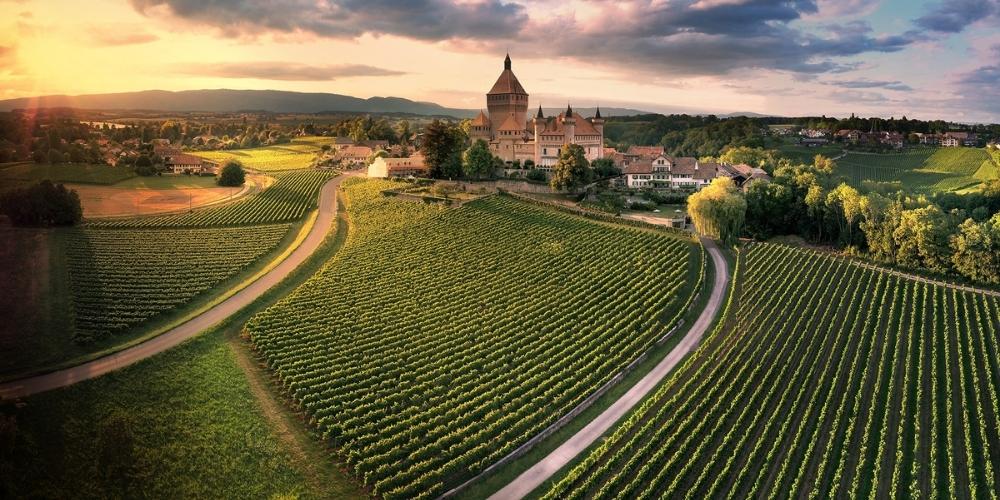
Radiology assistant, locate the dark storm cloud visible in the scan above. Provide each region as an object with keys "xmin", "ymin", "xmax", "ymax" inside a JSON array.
[
  {"xmin": 185, "ymin": 62, "xmax": 406, "ymax": 81},
  {"xmin": 129, "ymin": 0, "xmax": 528, "ymax": 40},
  {"xmin": 914, "ymin": 0, "xmax": 998, "ymax": 33}
]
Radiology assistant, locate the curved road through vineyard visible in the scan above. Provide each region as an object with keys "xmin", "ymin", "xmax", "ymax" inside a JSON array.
[
  {"xmin": 487, "ymin": 238, "xmax": 730, "ymax": 500},
  {"xmin": 0, "ymin": 173, "xmax": 351, "ymax": 400}
]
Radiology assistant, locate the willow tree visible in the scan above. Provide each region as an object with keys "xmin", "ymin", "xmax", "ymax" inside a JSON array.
[{"xmin": 687, "ymin": 176, "xmax": 746, "ymax": 245}]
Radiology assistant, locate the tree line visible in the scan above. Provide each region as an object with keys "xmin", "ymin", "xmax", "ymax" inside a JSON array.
[{"xmin": 690, "ymin": 155, "xmax": 1000, "ymax": 284}]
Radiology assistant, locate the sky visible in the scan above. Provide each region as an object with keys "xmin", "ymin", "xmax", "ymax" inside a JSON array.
[{"xmin": 1, "ymin": 0, "xmax": 999, "ymax": 122}]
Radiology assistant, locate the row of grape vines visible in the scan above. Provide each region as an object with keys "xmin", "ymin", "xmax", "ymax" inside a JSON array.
[
  {"xmin": 544, "ymin": 242, "xmax": 1000, "ymax": 499},
  {"xmin": 66, "ymin": 224, "xmax": 290, "ymax": 341},
  {"xmin": 86, "ymin": 170, "xmax": 336, "ymax": 228},
  {"xmin": 244, "ymin": 179, "xmax": 703, "ymax": 499}
]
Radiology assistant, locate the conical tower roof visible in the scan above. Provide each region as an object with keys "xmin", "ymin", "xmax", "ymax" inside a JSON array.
[{"xmin": 488, "ymin": 55, "xmax": 527, "ymax": 95}]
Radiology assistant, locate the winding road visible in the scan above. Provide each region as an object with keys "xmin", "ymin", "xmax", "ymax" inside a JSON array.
[
  {"xmin": 488, "ymin": 238, "xmax": 730, "ymax": 500},
  {"xmin": 0, "ymin": 173, "xmax": 349, "ymax": 400}
]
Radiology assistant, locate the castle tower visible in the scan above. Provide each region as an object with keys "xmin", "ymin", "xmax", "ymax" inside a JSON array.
[
  {"xmin": 532, "ymin": 105, "xmax": 545, "ymax": 166},
  {"xmin": 487, "ymin": 54, "xmax": 528, "ymax": 139},
  {"xmin": 590, "ymin": 107, "xmax": 605, "ymax": 158},
  {"xmin": 561, "ymin": 103, "xmax": 576, "ymax": 146}
]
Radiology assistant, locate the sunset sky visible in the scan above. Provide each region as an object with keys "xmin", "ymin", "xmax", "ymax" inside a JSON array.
[{"xmin": 1, "ymin": 0, "xmax": 998, "ymax": 122}]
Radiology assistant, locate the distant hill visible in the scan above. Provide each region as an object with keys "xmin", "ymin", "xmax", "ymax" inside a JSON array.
[
  {"xmin": 0, "ymin": 89, "xmax": 654, "ymax": 119},
  {"xmin": 0, "ymin": 89, "xmax": 479, "ymax": 118}
]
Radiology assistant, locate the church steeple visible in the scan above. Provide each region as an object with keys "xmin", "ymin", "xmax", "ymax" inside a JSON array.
[
  {"xmin": 504, "ymin": 53, "xmax": 511, "ymax": 71},
  {"xmin": 536, "ymin": 105, "xmax": 544, "ymax": 119}
]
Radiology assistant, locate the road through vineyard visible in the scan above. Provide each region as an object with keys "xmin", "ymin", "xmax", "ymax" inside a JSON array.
[
  {"xmin": 244, "ymin": 179, "xmax": 704, "ymax": 499},
  {"xmin": 544, "ymin": 242, "xmax": 1000, "ymax": 499}
]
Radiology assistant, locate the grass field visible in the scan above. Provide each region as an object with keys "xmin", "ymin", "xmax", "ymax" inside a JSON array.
[
  {"xmin": 244, "ymin": 179, "xmax": 702, "ymax": 498},
  {"xmin": 109, "ymin": 175, "xmax": 219, "ymax": 189},
  {"xmin": 0, "ymin": 162, "xmax": 135, "ymax": 187},
  {"xmin": 835, "ymin": 148, "xmax": 997, "ymax": 192},
  {"xmin": 545, "ymin": 243, "xmax": 1000, "ymax": 499},
  {"xmin": 192, "ymin": 136, "xmax": 335, "ymax": 172}
]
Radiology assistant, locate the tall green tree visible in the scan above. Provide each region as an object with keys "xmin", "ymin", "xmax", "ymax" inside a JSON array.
[
  {"xmin": 893, "ymin": 205, "xmax": 956, "ymax": 273},
  {"xmin": 550, "ymin": 144, "xmax": 591, "ymax": 192},
  {"xmin": 217, "ymin": 160, "xmax": 246, "ymax": 187},
  {"xmin": 463, "ymin": 139, "xmax": 494, "ymax": 179},
  {"xmin": 420, "ymin": 119, "xmax": 464, "ymax": 179},
  {"xmin": 950, "ymin": 214, "xmax": 1000, "ymax": 284},
  {"xmin": 687, "ymin": 176, "xmax": 747, "ymax": 245}
]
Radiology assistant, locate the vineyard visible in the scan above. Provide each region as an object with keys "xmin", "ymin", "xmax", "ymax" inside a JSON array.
[
  {"xmin": 545, "ymin": 243, "xmax": 1000, "ymax": 499},
  {"xmin": 86, "ymin": 170, "xmax": 336, "ymax": 228},
  {"xmin": 244, "ymin": 179, "xmax": 702, "ymax": 499},
  {"xmin": 66, "ymin": 224, "xmax": 291, "ymax": 341},
  {"xmin": 192, "ymin": 136, "xmax": 335, "ymax": 172},
  {"xmin": 836, "ymin": 148, "xmax": 996, "ymax": 192}
]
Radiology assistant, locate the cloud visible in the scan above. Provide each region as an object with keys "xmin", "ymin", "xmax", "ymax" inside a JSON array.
[
  {"xmin": 129, "ymin": 0, "xmax": 528, "ymax": 41},
  {"xmin": 128, "ymin": 0, "xmax": 927, "ymax": 78},
  {"xmin": 183, "ymin": 62, "xmax": 406, "ymax": 81},
  {"xmin": 914, "ymin": 0, "xmax": 998, "ymax": 33},
  {"xmin": 808, "ymin": 0, "xmax": 882, "ymax": 18},
  {"xmin": 825, "ymin": 79, "xmax": 913, "ymax": 91},
  {"xmin": 89, "ymin": 30, "xmax": 160, "ymax": 46}
]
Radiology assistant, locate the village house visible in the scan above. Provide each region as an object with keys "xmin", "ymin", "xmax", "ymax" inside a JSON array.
[
  {"xmin": 717, "ymin": 163, "xmax": 772, "ymax": 187},
  {"xmin": 336, "ymin": 145, "xmax": 374, "ymax": 166},
  {"xmin": 367, "ymin": 153, "xmax": 428, "ymax": 178},
  {"xmin": 469, "ymin": 54, "xmax": 605, "ymax": 167},
  {"xmin": 622, "ymin": 156, "xmax": 716, "ymax": 189}
]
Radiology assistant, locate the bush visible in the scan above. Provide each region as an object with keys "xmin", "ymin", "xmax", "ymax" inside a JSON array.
[
  {"xmin": 0, "ymin": 180, "xmax": 83, "ymax": 226},
  {"xmin": 629, "ymin": 201, "xmax": 657, "ymax": 211},
  {"xmin": 217, "ymin": 160, "xmax": 246, "ymax": 187},
  {"xmin": 526, "ymin": 169, "xmax": 547, "ymax": 182}
]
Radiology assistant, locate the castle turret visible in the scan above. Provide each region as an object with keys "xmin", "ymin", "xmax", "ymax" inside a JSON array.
[
  {"xmin": 533, "ymin": 105, "xmax": 545, "ymax": 165},
  {"xmin": 561, "ymin": 103, "xmax": 576, "ymax": 146},
  {"xmin": 487, "ymin": 54, "xmax": 528, "ymax": 142},
  {"xmin": 590, "ymin": 106, "xmax": 605, "ymax": 158}
]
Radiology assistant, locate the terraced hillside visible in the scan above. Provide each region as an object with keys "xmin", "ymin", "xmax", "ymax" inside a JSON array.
[
  {"xmin": 545, "ymin": 243, "xmax": 1000, "ymax": 499},
  {"xmin": 836, "ymin": 148, "xmax": 997, "ymax": 192},
  {"xmin": 244, "ymin": 179, "xmax": 703, "ymax": 498},
  {"xmin": 192, "ymin": 136, "xmax": 335, "ymax": 172}
]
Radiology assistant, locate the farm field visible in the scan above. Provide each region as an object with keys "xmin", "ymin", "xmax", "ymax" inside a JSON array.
[
  {"xmin": 0, "ymin": 162, "xmax": 135, "ymax": 187},
  {"xmin": 86, "ymin": 169, "xmax": 335, "ymax": 228},
  {"xmin": 192, "ymin": 136, "xmax": 336, "ymax": 172},
  {"xmin": 244, "ymin": 179, "xmax": 703, "ymax": 498},
  {"xmin": 545, "ymin": 243, "xmax": 1000, "ymax": 499},
  {"xmin": 67, "ymin": 224, "xmax": 291, "ymax": 342},
  {"xmin": 70, "ymin": 172, "xmax": 270, "ymax": 218},
  {"xmin": 835, "ymin": 147, "xmax": 998, "ymax": 192},
  {"xmin": 0, "ymin": 326, "xmax": 364, "ymax": 499},
  {"xmin": 775, "ymin": 142, "xmax": 842, "ymax": 166}
]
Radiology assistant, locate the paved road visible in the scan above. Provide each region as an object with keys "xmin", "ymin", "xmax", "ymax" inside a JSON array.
[
  {"xmin": 488, "ymin": 239, "xmax": 730, "ymax": 500},
  {"xmin": 0, "ymin": 174, "xmax": 349, "ymax": 400}
]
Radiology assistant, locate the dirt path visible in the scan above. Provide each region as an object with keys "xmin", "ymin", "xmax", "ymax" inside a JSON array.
[
  {"xmin": 486, "ymin": 238, "xmax": 730, "ymax": 500},
  {"xmin": 0, "ymin": 173, "xmax": 351, "ymax": 400}
]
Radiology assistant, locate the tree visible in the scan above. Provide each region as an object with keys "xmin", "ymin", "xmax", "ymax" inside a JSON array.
[
  {"xmin": 893, "ymin": 205, "xmax": 956, "ymax": 274},
  {"xmin": 0, "ymin": 180, "xmax": 82, "ymax": 226},
  {"xmin": 217, "ymin": 160, "xmax": 246, "ymax": 187},
  {"xmin": 591, "ymin": 158, "xmax": 621, "ymax": 179},
  {"xmin": 550, "ymin": 144, "xmax": 591, "ymax": 192},
  {"xmin": 744, "ymin": 180, "xmax": 793, "ymax": 239},
  {"xmin": 420, "ymin": 119, "xmax": 464, "ymax": 179},
  {"xmin": 396, "ymin": 120, "xmax": 412, "ymax": 145},
  {"xmin": 47, "ymin": 148, "xmax": 63, "ymax": 165},
  {"xmin": 687, "ymin": 176, "xmax": 747, "ymax": 245},
  {"xmin": 718, "ymin": 146, "xmax": 780, "ymax": 173},
  {"xmin": 463, "ymin": 139, "xmax": 495, "ymax": 179},
  {"xmin": 134, "ymin": 154, "xmax": 155, "ymax": 176},
  {"xmin": 951, "ymin": 214, "xmax": 1000, "ymax": 284},
  {"xmin": 825, "ymin": 183, "xmax": 863, "ymax": 246},
  {"xmin": 367, "ymin": 149, "xmax": 388, "ymax": 166}
]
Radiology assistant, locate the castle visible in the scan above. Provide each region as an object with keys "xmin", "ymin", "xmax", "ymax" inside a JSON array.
[{"xmin": 469, "ymin": 54, "xmax": 605, "ymax": 168}]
